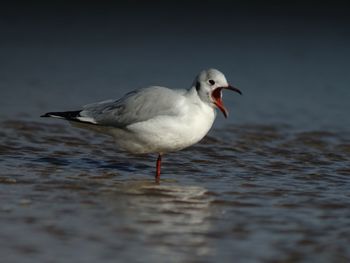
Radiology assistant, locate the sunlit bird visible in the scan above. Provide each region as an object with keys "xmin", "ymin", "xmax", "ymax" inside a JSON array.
[{"xmin": 41, "ymin": 69, "xmax": 242, "ymax": 183}]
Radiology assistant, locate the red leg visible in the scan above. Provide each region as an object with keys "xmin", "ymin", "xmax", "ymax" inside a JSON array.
[{"xmin": 155, "ymin": 154, "xmax": 162, "ymax": 183}]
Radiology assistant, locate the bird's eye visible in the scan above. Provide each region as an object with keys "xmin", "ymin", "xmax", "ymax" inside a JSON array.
[{"xmin": 209, "ymin": 79, "xmax": 215, "ymax": 85}]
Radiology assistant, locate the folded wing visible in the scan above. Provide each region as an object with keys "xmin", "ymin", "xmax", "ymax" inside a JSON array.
[{"xmin": 77, "ymin": 86, "xmax": 186, "ymax": 127}]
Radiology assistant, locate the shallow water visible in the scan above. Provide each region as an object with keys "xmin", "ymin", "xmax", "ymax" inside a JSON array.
[{"xmin": 1, "ymin": 120, "xmax": 349, "ymax": 263}]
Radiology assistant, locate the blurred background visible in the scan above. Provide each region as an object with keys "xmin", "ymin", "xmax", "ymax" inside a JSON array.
[{"xmin": 1, "ymin": 1, "xmax": 349, "ymax": 131}]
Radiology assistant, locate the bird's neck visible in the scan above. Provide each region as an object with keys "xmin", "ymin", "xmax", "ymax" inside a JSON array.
[
  {"xmin": 186, "ymin": 86, "xmax": 215, "ymax": 114},
  {"xmin": 186, "ymin": 86, "xmax": 201, "ymax": 103}
]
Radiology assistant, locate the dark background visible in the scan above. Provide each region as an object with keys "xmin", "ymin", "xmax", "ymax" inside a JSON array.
[{"xmin": 1, "ymin": 1, "xmax": 349, "ymax": 130}]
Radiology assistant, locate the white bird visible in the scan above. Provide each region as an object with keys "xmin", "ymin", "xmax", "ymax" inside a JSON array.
[{"xmin": 41, "ymin": 69, "xmax": 242, "ymax": 183}]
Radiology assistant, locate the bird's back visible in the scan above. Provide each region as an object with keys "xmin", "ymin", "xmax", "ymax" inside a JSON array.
[{"xmin": 80, "ymin": 86, "xmax": 187, "ymax": 128}]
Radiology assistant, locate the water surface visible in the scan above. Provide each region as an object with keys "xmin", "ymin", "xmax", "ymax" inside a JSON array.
[{"xmin": 1, "ymin": 120, "xmax": 349, "ymax": 262}]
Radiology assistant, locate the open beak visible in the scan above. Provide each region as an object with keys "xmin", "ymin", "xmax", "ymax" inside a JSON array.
[{"xmin": 212, "ymin": 85, "xmax": 242, "ymax": 118}]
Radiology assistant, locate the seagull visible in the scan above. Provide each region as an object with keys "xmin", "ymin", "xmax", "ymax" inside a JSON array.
[{"xmin": 41, "ymin": 69, "xmax": 242, "ymax": 183}]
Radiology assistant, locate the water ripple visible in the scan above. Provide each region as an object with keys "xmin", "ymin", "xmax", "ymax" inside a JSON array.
[{"xmin": 0, "ymin": 120, "xmax": 349, "ymax": 262}]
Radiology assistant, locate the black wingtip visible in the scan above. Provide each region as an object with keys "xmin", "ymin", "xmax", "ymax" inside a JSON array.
[
  {"xmin": 41, "ymin": 113, "xmax": 51, "ymax": 117},
  {"xmin": 40, "ymin": 111, "xmax": 82, "ymax": 119}
]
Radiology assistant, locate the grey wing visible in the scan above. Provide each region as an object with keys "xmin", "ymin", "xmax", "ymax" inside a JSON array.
[{"xmin": 80, "ymin": 86, "xmax": 186, "ymax": 127}]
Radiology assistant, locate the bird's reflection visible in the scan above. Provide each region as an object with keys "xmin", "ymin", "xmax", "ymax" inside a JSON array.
[{"xmin": 102, "ymin": 180, "xmax": 214, "ymax": 260}]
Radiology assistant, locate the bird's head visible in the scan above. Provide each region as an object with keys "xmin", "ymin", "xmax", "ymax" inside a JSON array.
[{"xmin": 193, "ymin": 68, "xmax": 242, "ymax": 118}]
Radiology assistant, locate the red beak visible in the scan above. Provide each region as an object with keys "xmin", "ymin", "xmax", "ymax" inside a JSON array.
[{"xmin": 212, "ymin": 85, "xmax": 242, "ymax": 118}]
